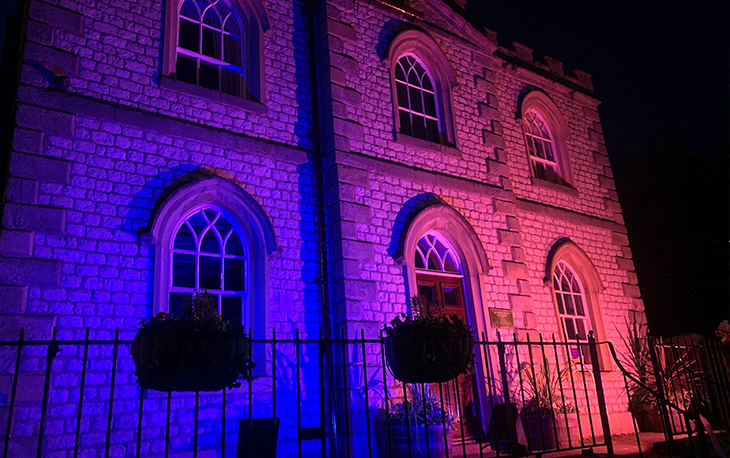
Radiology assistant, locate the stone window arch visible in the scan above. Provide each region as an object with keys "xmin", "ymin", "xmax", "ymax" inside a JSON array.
[
  {"xmin": 147, "ymin": 176, "xmax": 277, "ymax": 341},
  {"xmin": 546, "ymin": 239, "xmax": 610, "ymax": 369},
  {"xmin": 163, "ymin": 0, "xmax": 270, "ymax": 101},
  {"xmin": 518, "ymin": 90, "xmax": 573, "ymax": 186},
  {"xmin": 388, "ymin": 30, "xmax": 458, "ymax": 147}
]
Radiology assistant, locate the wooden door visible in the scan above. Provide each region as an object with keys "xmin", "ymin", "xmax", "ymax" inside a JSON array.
[{"xmin": 416, "ymin": 274, "xmax": 478, "ymax": 439}]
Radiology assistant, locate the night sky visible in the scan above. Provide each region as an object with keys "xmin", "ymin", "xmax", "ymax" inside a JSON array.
[
  {"xmin": 1, "ymin": 0, "xmax": 728, "ymax": 336},
  {"xmin": 467, "ymin": 0, "xmax": 730, "ymax": 337}
]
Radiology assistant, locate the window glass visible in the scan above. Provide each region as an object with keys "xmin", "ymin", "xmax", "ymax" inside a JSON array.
[
  {"xmin": 414, "ymin": 231, "xmax": 461, "ymax": 274},
  {"xmin": 524, "ymin": 109, "xmax": 569, "ymax": 185},
  {"xmin": 394, "ymin": 55, "xmax": 443, "ymax": 143},
  {"xmin": 175, "ymin": 0, "xmax": 246, "ymax": 96},
  {"xmin": 553, "ymin": 260, "xmax": 592, "ymax": 364},
  {"xmin": 170, "ymin": 208, "xmax": 247, "ymax": 323}
]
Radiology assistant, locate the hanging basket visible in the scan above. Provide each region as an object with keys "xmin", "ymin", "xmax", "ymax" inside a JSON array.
[
  {"xmin": 131, "ymin": 323, "xmax": 253, "ymax": 392},
  {"xmin": 384, "ymin": 332, "xmax": 474, "ymax": 384}
]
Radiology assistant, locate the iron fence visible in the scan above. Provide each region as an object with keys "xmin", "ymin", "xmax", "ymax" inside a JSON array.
[{"xmin": 0, "ymin": 327, "xmax": 623, "ymax": 458}]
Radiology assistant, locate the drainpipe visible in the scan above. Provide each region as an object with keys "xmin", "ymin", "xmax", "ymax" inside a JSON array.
[{"xmin": 304, "ymin": 0, "xmax": 339, "ymax": 455}]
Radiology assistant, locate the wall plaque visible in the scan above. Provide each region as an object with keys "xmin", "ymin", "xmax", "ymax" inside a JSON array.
[{"xmin": 489, "ymin": 308, "xmax": 514, "ymax": 329}]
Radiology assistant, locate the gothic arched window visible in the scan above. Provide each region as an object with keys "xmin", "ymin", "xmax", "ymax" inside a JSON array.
[
  {"xmin": 553, "ymin": 260, "xmax": 592, "ymax": 363},
  {"xmin": 395, "ymin": 55, "xmax": 442, "ymax": 144},
  {"xmin": 169, "ymin": 207, "xmax": 248, "ymax": 324}
]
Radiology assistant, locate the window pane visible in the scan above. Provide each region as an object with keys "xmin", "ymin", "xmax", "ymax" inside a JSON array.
[
  {"xmin": 224, "ymin": 16, "xmax": 241, "ymax": 35},
  {"xmin": 223, "ymin": 34, "xmax": 242, "ymax": 66},
  {"xmin": 176, "ymin": 55, "xmax": 197, "ymax": 85},
  {"xmin": 395, "ymin": 63, "xmax": 405, "ymax": 82},
  {"xmin": 224, "ymin": 258, "xmax": 245, "ymax": 291},
  {"xmin": 409, "ymin": 86, "xmax": 423, "ymax": 113},
  {"xmin": 411, "ymin": 114, "xmax": 426, "ymax": 140},
  {"xmin": 422, "ymin": 74, "xmax": 433, "ymax": 92},
  {"xmin": 179, "ymin": 19, "xmax": 199, "ymax": 51},
  {"xmin": 221, "ymin": 67, "xmax": 242, "ymax": 97},
  {"xmin": 202, "ymin": 27, "xmax": 221, "ymax": 59},
  {"xmin": 442, "ymin": 286, "xmax": 458, "ymax": 307},
  {"xmin": 187, "ymin": 212, "xmax": 206, "ymax": 235},
  {"xmin": 574, "ymin": 294, "xmax": 585, "ymax": 316},
  {"xmin": 564, "ymin": 318, "xmax": 577, "ymax": 340},
  {"xmin": 543, "ymin": 141, "xmax": 555, "ymax": 162},
  {"xmin": 174, "ymin": 224, "xmax": 195, "ymax": 250},
  {"xmin": 199, "ymin": 62, "xmax": 219, "ymax": 90},
  {"xmin": 427, "ymin": 251, "xmax": 439, "ymax": 271},
  {"xmin": 180, "ymin": 0, "xmax": 199, "ymax": 20},
  {"xmin": 408, "ymin": 68, "xmax": 420, "ymax": 86},
  {"xmin": 222, "ymin": 296, "xmax": 242, "ymax": 324},
  {"xmin": 575, "ymin": 319, "xmax": 587, "ymax": 340},
  {"xmin": 172, "ymin": 253, "xmax": 195, "ymax": 287},
  {"xmin": 396, "ymin": 82, "xmax": 409, "ymax": 109},
  {"xmin": 225, "ymin": 231, "xmax": 244, "ymax": 255},
  {"xmin": 417, "ymin": 284, "xmax": 436, "ymax": 303},
  {"xmin": 443, "ymin": 253, "xmax": 458, "ymax": 273},
  {"xmin": 201, "ymin": 229, "xmax": 220, "ymax": 253},
  {"xmin": 399, "ymin": 110, "xmax": 412, "ymax": 136},
  {"xmin": 414, "ymin": 249, "xmax": 425, "ymax": 268},
  {"xmin": 423, "ymin": 92, "xmax": 436, "ymax": 117},
  {"xmin": 555, "ymin": 293, "xmax": 565, "ymax": 314},
  {"xmin": 203, "ymin": 8, "xmax": 220, "ymax": 27},
  {"xmin": 425, "ymin": 118, "xmax": 440, "ymax": 143},
  {"xmin": 169, "ymin": 292, "xmax": 192, "ymax": 317},
  {"xmin": 564, "ymin": 294, "xmax": 575, "ymax": 315},
  {"xmin": 199, "ymin": 255, "xmax": 221, "ymax": 289}
]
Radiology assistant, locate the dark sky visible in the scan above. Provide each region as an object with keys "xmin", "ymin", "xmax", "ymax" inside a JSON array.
[{"xmin": 466, "ymin": 1, "xmax": 730, "ymax": 337}]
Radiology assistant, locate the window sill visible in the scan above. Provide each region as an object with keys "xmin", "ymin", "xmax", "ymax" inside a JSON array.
[
  {"xmin": 160, "ymin": 76, "xmax": 268, "ymax": 115},
  {"xmin": 531, "ymin": 176, "xmax": 579, "ymax": 197},
  {"xmin": 395, "ymin": 133, "xmax": 462, "ymax": 158}
]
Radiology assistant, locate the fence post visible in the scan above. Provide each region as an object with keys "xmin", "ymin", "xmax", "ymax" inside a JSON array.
[
  {"xmin": 647, "ymin": 335, "xmax": 675, "ymax": 453},
  {"xmin": 588, "ymin": 331, "xmax": 613, "ymax": 455},
  {"xmin": 496, "ymin": 333, "xmax": 518, "ymax": 452}
]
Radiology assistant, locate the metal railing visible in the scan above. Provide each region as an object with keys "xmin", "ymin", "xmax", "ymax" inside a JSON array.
[{"xmin": 0, "ymin": 327, "xmax": 619, "ymax": 457}]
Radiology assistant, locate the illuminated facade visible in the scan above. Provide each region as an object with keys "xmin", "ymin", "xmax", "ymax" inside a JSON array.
[{"xmin": 0, "ymin": 0, "xmax": 645, "ymax": 455}]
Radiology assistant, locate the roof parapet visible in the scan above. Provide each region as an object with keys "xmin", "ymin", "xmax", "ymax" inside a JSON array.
[{"xmin": 512, "ymin": 41, "xmax": 534, "ymax": 62}]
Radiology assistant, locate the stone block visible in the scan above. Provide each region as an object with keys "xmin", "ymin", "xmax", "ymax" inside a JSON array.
[
  {"xmin": 12, "ymin": 128, "xmax": 44, "ymax": 154},
  {"xmin": 336, "ymin": 239, "xmax": 374, "ymax": 262},
  {"xmin": 486, "ymin": 159, "xmax": 509, "ymax": 177},
  {"xmin": 0, "ymin": 230, "xmax": 34, "ymax": 257},
  {"xmin": 329, "ymin": 52, "xmax": 359, "ymax": 76},
  {"xmin": 616, "ymin": 257, "xmax": 634, "ymax": 271},
  {"xmin": 573, "ymin": 69, "xmax": 594, "ymax": 91},
  {"xmin": 509, "ymin": 294, "xmax": 533, "ymax": 311},
  {"xmin": 497, "ymin": 229, "xmax": 522, "ymax": 247},
  {"xmin": 483, "ymin": 130, "xmax": 506, "ymax": 148},
  {"xmin": 0, "ymin": 313, "xmax": 57, "ymax": 340},
  {"xmin": 493, "ymin": 199, "xmax": 516, "ymax": 216},
  {"xmin": 0, "ymin": 285, "xmax": 28, "ymax": 313},
  {"xmin": 593, "ymin": 151, "xmax": 610, "ymax": 166},
  {"xmin": 332, "ymin": 118, "xmax": 363, "ymax": 142},
  {"xmin": 512, "ymin": 42, "xmax": 534, "ymax": 61},
  {"xmin": 544, "ymin": 56, "xmax": 564, "ymax": 75},
  {"xmin": 491, "ymin": 120, "xmax": 504, "ymax": 135},
  {"xmin": 329, "ymin": 220, "xmax": 358, "ymax": 241},
  {"xmin": 602, "ymin": 166, "xmax": 614, "ymax": 179},
  {"xmin": 511, "ymin": 247, "xmax": 526, "ymax": 262},
  {"xmin": 477, "ymin": 102, "xmax": 500, "ymax": 120},
  {"xmin": 626, "ymin": 271, "xmax": 638, "ymax": 285},
  {"xmin": 10, "ymin": 152, "xmax": 70, "ymax": 184},
  {"xmin": 326, "ymin": 18, "xmax": 357, "ymax": 44},
  {"xmin": 604, "ymin": 198, "xmax": 622, "ymax": 213},
  {"xmin": 506, "ymin": 216, "xmax": 520, "ymax": 231},
  {"xmin": 329, "ymin": 84, "xmax": 362, "ymax": 108},
  {"xmin": 332, "ymin": 201, "xmax": 371, "ymax": 224},
  {"xmin": 6, "ymin": 178, "xmax": 38, "ymax": 204},
  {"xmin": 331, "ymin": 259, "xmax": 361, "ymax": 280},
  {"xmin": 471, "ymin": 51, "xmax": 493, "ymax": 69},
  {"xmin": 583, "ymin": 107, "xmax": 600, "ymax": 122},
  {"xmin": 494, "ymin": 147, "xmax": 508, "ymax": 163},
  {"xmin": 524, "ymin": 312, "xmax": 537, "ymax": 329},
  {"xmin": 621, "ymin": 246, "xmax": 632, "ymax": 259},
  {"xmin": 517, "ymin": 279, "xmax": 531, "ymax": 294},
  {"xmin": 598, "ymin": 175, "xmax": 615, "ymax": 190},
  {"xmin": 611, "ymin": 232, "xmax": 629, "ymax": 247},
  {"xmin": 29, "ymin": 1, "xmax": 84, "ymax": 34},
  {"xmin": 329, "ymin": 164, "xmax": 370, "ymax": 189},
  {"xmin": 485, "ymin": 93, "xmax": 500, "ymax": 109},
  {"xmin": 23, "ymin": 42, "xmax": 79, "ymax": 78},
  {"xmin": 614, "ymin": 213, "xmax": 625, "ymax": 225},
  {"xmin": 474, "ymin": 76, "xmax": 495, "ymax": 93},
  {"xmin": 503, "ymin": 261, "xmax": 528, "ymax": 279},
  {"xmin": 622, "ymin": 283, "xmax": 641, "ymax": 298},
  {"xmin": 334, "ymin": 279, "xmax": 377, "ymax": 301},
  {"xmin": 0, "ymin": 258, "xmax": 61, "ymax": 287},
  {"xmin": 588, "ymin": 129, "xmax": 605, "ymax": 144},
  {"xmin": 16, "ymin": 104, "xmax": 74, "ymax": 136},
  {"xmin": 596, "ymin": 143, "xmax": 608, "ymax": 156},
  {"xmin": 26, "ymin": 20, "xmax": 53, "ymax": 46},
  {"xmin": 3, "ymin": 204, "xmax": 66, "ymax": 233}
]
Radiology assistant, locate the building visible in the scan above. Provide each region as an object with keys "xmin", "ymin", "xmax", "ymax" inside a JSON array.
[{"xmin": 0, "ymin": 0, "xmax": 646, "ymax": 455}]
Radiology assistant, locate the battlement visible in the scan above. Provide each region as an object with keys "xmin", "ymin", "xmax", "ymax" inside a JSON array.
[{"xmin": 496, "ymin": 41, "xmax": 595, "ymax": 94}]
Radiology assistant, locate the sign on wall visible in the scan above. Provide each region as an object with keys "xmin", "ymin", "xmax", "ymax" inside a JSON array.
[{"xmin": 489, "ymin": 308, "xmax": 514, "ymax": 329}]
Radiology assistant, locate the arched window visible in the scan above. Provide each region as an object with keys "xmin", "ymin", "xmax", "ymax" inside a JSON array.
[
  {"xmin": 169, "ymin": 207, "xmax": 248, "ymax": 324},
  {"xmin": 388, "ymin": 30, "xmax": 458, "ymax": 147},
  {"xmin": 163, "ymin": 0, "xmax": 269, "ymax": 101},
  {"xmin": 519, "ymin": 91, "xmax": 572, "ymax": 186},
  {"xmin": 414, "ymin": 232, "xmax": 460, "ymax": 274},
  {"xmin": 148, "ymin": 176, "xmax": 277, "ymax": 340},
  {"xmin": 176, "ymin": 0, "xmax": 246, "ymax": 97},
  {"xmin": 395, "ymin": 55, "xmax": 441, "ymax": 143},
  {"xmin": 553, "ymin": 260, "xmax": 591, "ymax": 363}
]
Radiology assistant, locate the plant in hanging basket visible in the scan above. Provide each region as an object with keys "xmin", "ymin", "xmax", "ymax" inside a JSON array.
[
  {"xmin": 383, "ymin": 296, "xmax": 474, "ymax": 383},
  {"xmin": 132, "ymin": 289, "xmax": 255, "ymax": 392}
]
